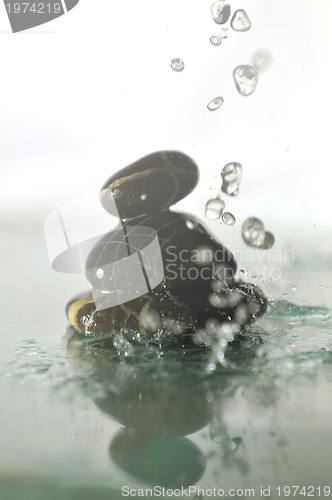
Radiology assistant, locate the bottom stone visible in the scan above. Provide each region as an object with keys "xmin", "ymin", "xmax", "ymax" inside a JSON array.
[{"xmin": 66, "ymin": 283, "xmax": 267, "ymax": 337}]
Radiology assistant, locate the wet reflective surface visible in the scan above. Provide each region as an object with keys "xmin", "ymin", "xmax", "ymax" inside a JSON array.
[{"xmin": 1, "ymin": 223, "xmax": 332, "ymax": 499}]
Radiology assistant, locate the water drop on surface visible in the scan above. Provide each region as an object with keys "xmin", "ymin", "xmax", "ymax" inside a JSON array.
[
  {"xmin": 96, "ymin": 268, "xmax": 104, "ymax": 279},
  {"xmin": 231, "ymin": 9, "xmax": 251, "ymax": 32},
  {"xmin": 140, "ymin": 193, "xmax": 147, "ymax": 200},
  {"xmin": 222, "ymin": 211, "xmax": 236, "ymax": 225},
  {"xmin": 233, "ymin": 65, "xmax": 258, "ymax": 96},
  {"xmin": 185, "ymin": 219, "xmax": 196, "ymax": 230},
  {"xmin": 210, "ymin": 35, "xmax": 222, "ymax": 46},
  {"xmin": 290, "ymin": 284, "xmax": 299, "ymax": 292},
  {"xmin": 211, "ymin": 0, "xmax": 231, "ymax": 24},
  {"xmin": 221, "ymin": 162, "xmax": 243, "ymax": 195},
  {"xmin": 207, "ymin": 96, "xmax": 224, "ymax": 111},
  {"xmin": 170, "ymin": 58, "xmax": 185, "ymax": 72},
  {"xmin": 205, "ymin": 197, "xmax": 225, "ymax": 220}
]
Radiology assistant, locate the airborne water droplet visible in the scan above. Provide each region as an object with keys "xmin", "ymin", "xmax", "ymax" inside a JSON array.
[
  {"xmin": 170, "ymin": 58, "xmax": 185, "ymax": 72},
  {"xmin": 185, "ymin": 219, "xmax": 196, "ymax": 230},
  {"xmin": 242, "ymin": 218, "xmax": 275, "ymax": 249},
  {"xmin": 251, "ymin": 49, "xmax": 273, "ymax": 72},
  {"xmin": 233, "ymin": 65, "xmax": 258, "ymax": 96},
  {"xmin": 221, "ymin": 162, "xmax": 243, "ymax": 195},
  {"xmin": 211, "ymin": 1, "xmax": 231, "ymax": 24},
  {"xmin": 210, "ymin": 35, "xmax": 222, "ymax": 46},
  {"xmin": 207, "ymin": 96, "xmax": 224, "ymax": 111},
  {"xmin": 96, "ymin": 268, "xmax": 104, "ymax": 279},
  {"xmin": 231, "ymin": 9, "xmax": 251, "ymax": 32},
  {"xmin": 140, "ymin": 309, "xmax": 161, "ymax": 333},
  {"xmin": 242, "ymin": 217, "xmax": 266, "ymax": 247},
  {"xmin": 222, "ymin": 212, "xmax": 236, "ymax": 225},
  {"xmin": 260, "ymin": 230, "xmax": 275, "ymax": 249},
  {"xmin": 205, "ymin": 197, "xmax": 225, "ymax": 220}
]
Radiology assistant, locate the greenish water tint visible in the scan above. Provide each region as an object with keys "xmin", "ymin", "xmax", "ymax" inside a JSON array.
[{"xmin": 1, "ymin": 301, "xmax": 332, "ymax": 499}]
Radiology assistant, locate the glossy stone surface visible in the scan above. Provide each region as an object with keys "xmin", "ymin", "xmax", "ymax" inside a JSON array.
[
  {"xmin": 85, "ymin": 211, "xmax": 237, "ymax": 298},
  {"xmin": 100, "ymin": 151, "xmax": 199, "ymax": 220}
]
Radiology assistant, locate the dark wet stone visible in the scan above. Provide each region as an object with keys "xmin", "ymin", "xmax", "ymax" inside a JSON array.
[
  {"xmin": 66, "ymin": 150, "xmax": 268, "ymax": 340},
  {"xmin": 100, "ymin": 151, "xmax": 199, "ymax": 219},
  {"xmin": 85, "ymin": 211, "xmax": 237, "ymax": 298},
  {"xmin": 66, "ymin": 281, "xmax": 267, "ymax": 337}
]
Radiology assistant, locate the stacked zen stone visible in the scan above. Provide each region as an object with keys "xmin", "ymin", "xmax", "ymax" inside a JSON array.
[{"xmin": 66, "ymin": 151, "xmax": 267, "ymax": 337}]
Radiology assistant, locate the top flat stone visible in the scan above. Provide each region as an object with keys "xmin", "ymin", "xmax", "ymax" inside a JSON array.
[{"xmin": 100, "ymin": 151, "xmax": 199, "ymax": 219}]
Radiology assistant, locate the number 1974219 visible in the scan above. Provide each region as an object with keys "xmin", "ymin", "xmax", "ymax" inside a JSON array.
[{"xmin": 5, "ymin": 3, "xmax": 62, "ymax": 14}]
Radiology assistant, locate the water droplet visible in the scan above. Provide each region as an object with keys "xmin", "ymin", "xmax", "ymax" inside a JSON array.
[
  {"xmin": 209, "ymin": 293, "xmax": 228, "ymax": 308},
  {"xmin": 242, "ymin": 217, "xmax": 265, "ymax": 247},
  {"xmin": 211, "ymin": 279, "xmax": 229, "ymax": 293},
  {"xmin": 193, "ymin": 329, "xmax": 212, "ymax": 347},
  {"xmin": 112, "ymin": 333, "xmax": 134, "ymax": 358},
  {"xmin": 82, "ymin": 315, "xmax": 91, "ymax": 326},
  {"xmin": 96, "ymin": 268, "xmax": 104, "ymax": 279},
  {"xmin": 210, "ymin": 35, "xmax": 222, "ymax": 46},
  {"xmin": 220, "ymin": 27, "xmax": 229, "ymax": 38},
  {"xmin": 140, "ymin": 309, "xmax": 161, "ymax": 333},
  {"xmin": 231, "ymin": 9, "xmax": 251, "ymax": 32},
  {"xmin": 290, "ymin": 284, "xmax": 299, "ymax": 292},
  {"xmin": 233, "ymin": 65, "xmax": 258, "ymax": 96},
  {"xmin": 170, "ymin": 58, "xmax": 185, "ymax": 72},
  {"xmin": 222, "ymin": 212, "xmax": 236, "ymax": 225},
  {"xmin": 234, "ymin": 304, "xmax": 248, "ymax": 325},
  {"xmin": 242, "ymin": 218, "xmax": 275, "ymax": 249},
  {"xmin": 194, "ymin": 245, "xmax": 214, "ymax": 265},
  {"xmin": 260, "ymin": 230, "xmax": 275, "ymax": 249},
  {"xmin": 211, "ymin": 1, "xmax": 231, "ymax": 24},
  {"xmin": 185, "ymin": 218, "xmax": 196, "ymax": 230},
  {"xmin": 140, "ymin": 193, "xmax": 147, "ymax": 200},
  {"xmin": 221, "ymin": 162, "xmax": 243, "ymax": 196},
  {"xmin": 205, "ymin": 197, "xmax": 225, "ymax": 219},
  {"xmin": 207, "ymin": 96, "xmax": 224, "ymax": 111},
  {"xmin": 251, "ymin": 49, "xmax": 272, "ymax": 72},
  {"xmin": 206, "ymin": 362, "xmax": 217, "ymax": 373}
]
